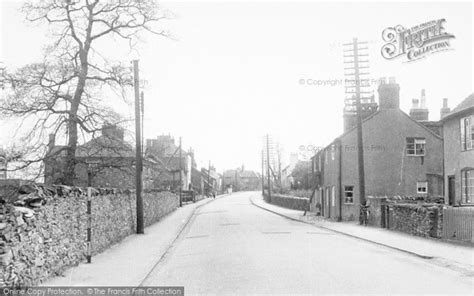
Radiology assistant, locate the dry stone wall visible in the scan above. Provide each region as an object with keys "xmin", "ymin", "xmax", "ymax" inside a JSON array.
[
  {"xmin": 0, "ymin": 184, "xmax": 178, "ymax": 287},
  {"xmin": 266, "ymin": 194, "xmax": 310, "ymax": 211},
  {"xmin": 387, "ymin": 203, "xmax": 443, "ymax": 238}
]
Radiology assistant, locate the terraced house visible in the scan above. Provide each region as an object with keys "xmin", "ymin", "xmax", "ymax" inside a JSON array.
[{"xmin": 312, "ymin": 78, "xmax": 444, "ymax": 221}]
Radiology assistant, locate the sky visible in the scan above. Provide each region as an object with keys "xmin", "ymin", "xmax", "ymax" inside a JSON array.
[{"xmin": 1, "ymin": 0, "xmax": 473, "ymax": 174}]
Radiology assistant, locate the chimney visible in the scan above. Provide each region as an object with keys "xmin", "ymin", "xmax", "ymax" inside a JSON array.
[
  {"xmin": 409, "ymin": 89, "xmax": 429, "ymax": 121},
  {"xmin": 48, "ymin": 134, "xmax": 56, "ymax": 151},
  {"xmin": 440, "ymin": 98, "xmax": 451, "ymax": 119},
  {"xmin": 102, "ymin": 124, "xmax": 124, "ymax": 141},
  {"xmin": 420, "ymin": 89, "xmax": 427, "ymax": 108},
  {"xmin": 378, "ymin": 77, "xmax": 400, "ymax": 109}
]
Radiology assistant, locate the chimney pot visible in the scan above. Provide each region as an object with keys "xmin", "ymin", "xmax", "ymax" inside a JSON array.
[{"xmin": 443, "ymin": 98, "xmax": 448, "ymax": 108}]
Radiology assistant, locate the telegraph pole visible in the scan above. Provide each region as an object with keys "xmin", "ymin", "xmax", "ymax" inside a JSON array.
[
  {"xmin": 141, "ymin": 91, "xmax": 145, "ymax": 160},
  {"xmin": 266, "ymin": 134, "xmax": 272, "ymax": 200},
  {"xmin": 133, "ymin": 60, "xmax": 144, "ymax": 234},
  {"xmin": 179, "ymin": 137, "xmax": 182, "ymax": 207},
  {"xmin": 343, "ymin": 38, "xmax": 370, "ymax": 224}
]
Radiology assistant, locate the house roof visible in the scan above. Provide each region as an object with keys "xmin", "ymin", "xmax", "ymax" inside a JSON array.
[
  {"xmin": 223, "ymin": 169, "xmax": 258, "ymax": 178},
  {"xmin": 223, "ymin": 170, "xmax": 238, "ymax": 177},
  {"xmin": 47, "ymin": 135, "xmax": 135, "ymax": 159},
  {"xmin": 441, "ymin": 93, "xmax": 474, "ymax": 121},
  {"xmin": 311, "ymin": 107, "xmax": 443, "ymax": 159},
  {"xmin": 240, "ymin": 170, "xmax": 258, "ymax": 178},
  {"xmin": 76, "ymin": 135, "xmax": 135, "ymax": 159},
  {"xmin": 146, "ymin": 136, "xmax": 188, "ymax": 158}
]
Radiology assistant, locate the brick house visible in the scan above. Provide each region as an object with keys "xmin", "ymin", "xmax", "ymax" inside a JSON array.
[
  {"xmin": 441, "ymin": 94, "xmax": 474, "ymax": 206},
  {"xmin": 145, "ymin": 135, "xmax": 193, "ymax": 191},
  {"xmin": 312, "ymin": 78, "xmax": 444, "ymax": 221},
  {"xmin": 44, "ymin": 125, "xmax": 160, "ymax": 189},
  {"xmin": 223, "ymin": 167, "xmax": 260, "ymax": 191}
]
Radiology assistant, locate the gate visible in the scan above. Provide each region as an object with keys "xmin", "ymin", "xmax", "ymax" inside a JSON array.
[{"xmin": 442, "ymin": 207, "xmax": 474, "ymax": 243}]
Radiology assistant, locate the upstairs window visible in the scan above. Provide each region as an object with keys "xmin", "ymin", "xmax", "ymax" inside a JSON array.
[
  {"xmin": 407, "ymin": 138, "xmax": 426, "ymax": 156},
  {"xmin": 314, "ymin": 155, "xmax": 320, "ymax": 172},
  {"xmin": 460, "ymin": 116, "xmax": 474, "ymax": 151},
  {"xmin": 416, "ymin": 181, "xmax": 428, "ymax": 194}
]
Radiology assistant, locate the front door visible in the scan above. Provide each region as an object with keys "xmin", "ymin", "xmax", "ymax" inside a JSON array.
[
  {"xmin": 448, "ymin": 175, "xmax": 455, "ymax": 205},
  {"xmin": 320, "ymin": 189, "xmax": 324, "ymax": 216}
]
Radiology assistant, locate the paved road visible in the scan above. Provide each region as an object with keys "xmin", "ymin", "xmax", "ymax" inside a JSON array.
[{"xmin": 142, "ymin": 192, "xmax": 473, "ymax": 295}]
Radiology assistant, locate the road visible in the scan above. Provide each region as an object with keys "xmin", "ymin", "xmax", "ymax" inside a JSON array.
[{"xmin": 142, "ymin": 192, "xmax": 473, "ymax": 295}]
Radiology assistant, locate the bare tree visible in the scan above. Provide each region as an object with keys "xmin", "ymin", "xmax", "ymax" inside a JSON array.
[{"xmin": 0, "ymin": 0, "xmax": 171, "ymax": 184}]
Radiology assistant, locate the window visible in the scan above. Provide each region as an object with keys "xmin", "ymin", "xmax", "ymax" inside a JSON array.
[
  {"xmin": 407, "ymin": 138, "xmax": 426, "ymax": 156},
  {"xmin": 460, "ymin": 116, "xmax": 474, "ymax": 151},
  {"xmin": 325, "ymin": 150, "xmax": 328, "ymax": 164},
  {"xmin": 461, "ymin": 169, "xmax": 474, "ymax": 204},
  {"xmin": 331, "ymin": 145, "xmax": 335, "ymax": 161},
  {"xmin": 318, "ymin": 155, "xmax": 321, "ymax": 171},
  {"xmin": 314, "ymin": 156, "xmax": 320, "ymax": 172},
  {"xmin": 416, "ymin": 181, "xmax": 428, "ymax": 194},
  {"xmin": 344, "ymin": 186, "xmax": 354, "ymax": 203}
]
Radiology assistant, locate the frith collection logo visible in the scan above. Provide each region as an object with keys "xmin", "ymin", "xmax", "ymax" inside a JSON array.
[{"xmin": 381, "ymin": 19, "xmax": 455, "ymax": 62}]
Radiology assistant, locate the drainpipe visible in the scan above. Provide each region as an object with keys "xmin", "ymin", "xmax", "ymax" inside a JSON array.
[
  {"xmin": 338, "ymin": 139, "xmax": 343, "ymax": 222},
  {"xmin": 442, "ymin": 135, "xmax": 446, "ymax": 204}
]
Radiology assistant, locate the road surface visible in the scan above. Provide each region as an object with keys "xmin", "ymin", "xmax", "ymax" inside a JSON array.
[{"xmin": 142, "ymin": 192, "xmax": 473, "ymax": 295}]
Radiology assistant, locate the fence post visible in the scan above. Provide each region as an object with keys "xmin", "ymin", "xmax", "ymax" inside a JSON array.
[{"xmin": 86, "ymin": 187, "xmax": 92, "ymax": 263}]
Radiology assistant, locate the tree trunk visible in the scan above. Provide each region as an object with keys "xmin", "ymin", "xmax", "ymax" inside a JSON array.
[{"xmin": 63, "ymin": 49, "xmax": 88, "ymax": 185}]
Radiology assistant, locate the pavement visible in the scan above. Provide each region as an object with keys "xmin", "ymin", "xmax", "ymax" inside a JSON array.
[
  {"xmin": 42, "ymin": 196, "xmax": 219, "ymax": 286},
  {"xmin": 250, "ymin": 193, "xmax": 474, "ymax": 275},
  {"xmin": 42, "ymin": 191, "xmax": 473, "ymax": 294}
]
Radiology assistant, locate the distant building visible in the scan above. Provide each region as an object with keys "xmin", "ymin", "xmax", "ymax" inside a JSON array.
[
  {"xmin": 201, "ymin": 166, "xmax": 220, "ymax": 194},
  {"xmin": 281, "ymin": 153, "xmax": 299, "ymax": 188},
  {"xmin": 44, "ymin": 125, "xmax": 159, "ymax": 189},
  {"xmin": 146, "ymin": 135, "xmax": 193, "ymax": 191},
  {"xmin": 239, "ymin": 170, "xmax": 260, "ymax": 190},
  {"xmin": 312, "ymin": 78, "xmax": 444, "ymax": 221},
  {"xmin": 441, "ymin": 94, "xmax": 474, "ymax": 206},
  {"xmin": 223, "ymin": 167, "xmax": 260, "ymax": 191}
]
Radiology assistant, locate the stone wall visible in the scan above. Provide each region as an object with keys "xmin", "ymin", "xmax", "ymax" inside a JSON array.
[
  {"xmin": 266, "ymin": 193, "xmax": 309, "ymax": 211},
  {"xmin": 0, "ymin": 185, "xmax": 178, "ymax": 287},
  {"xmin": 386, "ymin": 203, "xmax": 443, "ymax": 238}
]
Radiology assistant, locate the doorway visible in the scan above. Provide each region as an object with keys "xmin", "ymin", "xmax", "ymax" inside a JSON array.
[{"xmin": 448, "ymin": 175, "xmax": 455, "ymax": 205}]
